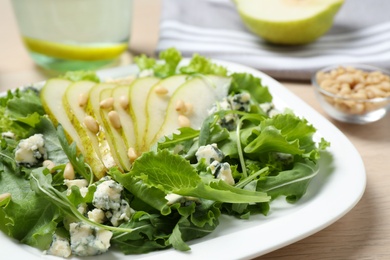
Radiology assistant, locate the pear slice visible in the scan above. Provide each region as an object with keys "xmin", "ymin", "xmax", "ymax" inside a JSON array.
[
  {"xmin": 40, "ymin": 78, "xmax": 85, "ymax": 155},
  {"xmin": 85, "ymin": 83, "xmax": 118, "ymax": 170},
  {"xmin": 235, "ymin": 0, "xmax": 344, "ymax": 44},
  {"xmin": 112, "ymin": 85, "xmax": 136, "ymax": 153},
  {"xmin": 63, "ymin": 80, "xmax": 107, "ymax": 179},
  {"xmin": 128, "ymin": 77, "xmax": 160, "ymax": 153},
  {"xmin": 151, "ymin": 75, "xmax": 231, "ymax": 145},
  {"xmin": 143, "ymin": 75, "xmax": 188, "ymax": 150},
  {"xmin": 99, "ymin": 88, "xmax": 132, "ymax": 171}
]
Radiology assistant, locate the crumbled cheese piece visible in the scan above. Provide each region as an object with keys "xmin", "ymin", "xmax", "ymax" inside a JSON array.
[
  {"xmin": 69, "ymin": 222, "xmax": 112, "ymax": 256},
  {"xmin": 92, "ymin": 178, "xmax": 123, "ymax": 211},
  {"xmin": 259, "ymin": 102, "xmax": 279, "ymax": 117},
  {"xmin": 65, "ymin": 179, "xmax": 89, "ymax": 197},
  {"xmin": 196, "ymin": 143, "xmax": 224, "ymax": 165},
  {"xmin": 208, "ymin": 161, "xmax": 235, "ymax": 185},
  {"xmin": 88, "ymin": 208, "xmax": 106, "ymax": 224},
  {"xmin": 229, "ymin": 93, "xmax": 251, "ymax": 112},
  {"xmin": 2, "ymin": 131, "xmax": 15, "ymax": 139},
  {"xmin": 165, "ymin": 193, "xmax": 200, "ymax": 206},
  {"xmin": 14, "ymin": 134, "xmax": 46, "ymax": 166},
  {"xmin": 106, "ymin": 199, "xmax": 131, "ymax": 227},
  {"xmin": 78, "ymin": 203, "xmax": 88, "ymax": 215},
  {"xmin": 46, "ymin": 234, "xmax": 71, "ymax": 258}
]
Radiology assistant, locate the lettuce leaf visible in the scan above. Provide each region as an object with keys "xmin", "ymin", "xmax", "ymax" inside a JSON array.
[
  {"xmin": 60, "ymin": 71, "xmax": 100, "ymax": 83},
  {"xmin": 114, "ymin": 150, "xmax": 270, "ymax": 206},
  {"xmin": 0, "ymin": 164, "xmax": 61, "ymax": 250}
]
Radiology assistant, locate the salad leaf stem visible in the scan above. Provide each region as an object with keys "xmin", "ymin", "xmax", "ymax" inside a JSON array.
[
  {"xmin": 0, "ymin": 151, "xmax": 15, "ymax": 162},
  {"xmin": 235, "ymin": 118, "xmax": 247, "ymax": 178},
  {"xmin": 235, "ymin": 166, "xmax": 269, "ymax": 189}
]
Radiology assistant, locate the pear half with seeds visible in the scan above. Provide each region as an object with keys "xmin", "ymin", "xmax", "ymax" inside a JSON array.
[{"xmin": 235, "ymin": 0, "xmax": 344, "ymax": 45}]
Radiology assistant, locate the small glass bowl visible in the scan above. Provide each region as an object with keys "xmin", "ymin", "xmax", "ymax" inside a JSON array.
[{"xmin": 311, "ymin": 64, "xmax": 390, "ymax": 124}]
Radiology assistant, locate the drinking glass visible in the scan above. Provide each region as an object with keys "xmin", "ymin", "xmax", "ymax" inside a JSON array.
[{"xmin": 11, "ymin": 0, "xmax": 133, "ymax": 72}]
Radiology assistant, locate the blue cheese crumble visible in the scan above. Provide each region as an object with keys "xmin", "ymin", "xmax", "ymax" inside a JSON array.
[
  {"xmin": 208, "ymin": 93, "xmax": 252, "ymax": 131},
  {"xmin": 92, "ymin": 177, "xmax": 132, "ymax": 226},
  {"xmin": 69, "ymin": 222, "xmax": 112, "ymax": 256},
  {"xmin": 195, "ymin": 143, "xmax": 224, "ymax": 165},
  {"xmin": 196, "ymin": 144, "xmax": 235, "ymax": 185},
  {"xmin": 46, "ymin": 234, "xmax": 71, "ymax": 258},
  {"xmin": 92, "ymin": 177, "xmax": 123, "ymax": 211},
  {"xmin": 259, "ymin": 102, "xmax": 279, "ymax": 117},
  {"xmin": 208, "ymin": 161, "xmax": 235, "ymax": 185},
  {"xmin": 14, "ymin": 134, "xmax": 47, "ymax": 166}
]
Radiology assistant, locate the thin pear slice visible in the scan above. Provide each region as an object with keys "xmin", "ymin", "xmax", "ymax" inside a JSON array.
[
  {"xmin": 143, "ymin": 75, "xmax": 188, "ymax": 150},
  {"xmin": 151, "ymin": 75, "xmax": 231, "ymax": 145},
  {"xmin": 128, "ymin": 77, "xmax": 160, "ymax": 153},
  {"xmin": 112, "ymin": 85, "xmax": 136, "ymax": 153},
  {"xmin": 40, "ymin": 78, "xmax": 85, "ymax": 154},
  {"xmin": 85, "ymin": 83, "xmax": 118, "ymax": 170},
  {"xmin": 100, "ymin": 88, "xmax": 132, "ymax": 171},
  {"xmin": 63, "ymin": 80, "xmax": 107, "ymax": 179}
]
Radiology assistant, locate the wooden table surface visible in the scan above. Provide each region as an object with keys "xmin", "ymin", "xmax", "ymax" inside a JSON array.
[{"xmin": 1, "ymin": 1, "xmax": 389, "ymax": 259}]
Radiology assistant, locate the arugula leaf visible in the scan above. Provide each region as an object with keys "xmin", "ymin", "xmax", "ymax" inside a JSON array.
[
  {"xmin": 34, "ymin": 116, "xmax": 68, "ymax": 164},
  {"xmin": 257, "ymin": 159, "xmax": 319, "ymax": 202},
  {"xmin": 57, "ymin": 125, "xmax": 92, "ymax": 182}
]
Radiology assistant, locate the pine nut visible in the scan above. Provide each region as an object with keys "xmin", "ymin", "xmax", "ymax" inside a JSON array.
[
  {"xmin": 175, "ymin": 99, "xmax": 186, "ymax": 113},
  {"xmin": 43, "ymin": 160, "xmax": 56, "ymax": 173},
  {"xmin": 100, "ymin": 97, "xmax": 114, "ymax": 109},
  {"xmin": 178, "ymin": 115, "xmax": 191, "ymax": 127},
  {"xmin": 0, "ymin": 192, "xmax": 11, "ymax": 202},
  {"xmin": 64, "ymin": 162, "xmax": 75, "ymax": 180},
  {"xmin": 184, "ymin": 102, "xmax": 194, "ymax": 116},
  {"xmin": 154, "ymin": 85, "xmax": 168, "ymax": 95},
  {"xmin": 127, "ymin": 147, "xmax": 138, "ymax": 162},
  {"xmin": 84, "ymin": 116, "xmax": 99, "ymax": 134},
  {"xmin": 78, "ymin": 93, "xmax": 88, "ymax": 107},
  {"xmin": 108, "ymin": 111, "xmax": 121, "ymax": 129},
  {"xmin": 119, "ymin": 95, "xmax": 129, "ymax": 110}
]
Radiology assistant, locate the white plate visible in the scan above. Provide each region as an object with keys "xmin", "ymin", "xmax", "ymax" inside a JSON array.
[{"xmin": 0, "ymin": 60, "xmax": 366, "ymax": 260}]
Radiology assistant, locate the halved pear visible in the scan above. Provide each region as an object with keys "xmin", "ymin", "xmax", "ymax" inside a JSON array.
[
  {"xmin": 85, "ymin": 83, "xmax": 118, "ymax": 170},
  {"xmin": 128, "ymin": 77, "xmax": 160, "ymax": 153},
  {"xmin": 112, "ymin": 85, "xmax": 137, "ymax": 154},
  {"xmin": 63, "ymin": 80, "xmax": 107, "ymax": 179},
  {"xmin": 151, "ymin": 75, "xmax": 231, "ymax": 145},
  {"xmin": 235, "ymin": 0, "xmax": 344, "ymax": 45},
  {"xmin": 143, "ymin": 75, "xmax": 188, "ymax": 150},
  {"xmin": 99, "ymin": 88, "xmax": 132, "ymax": 171},
  {"xmin": 40, "ymin": 78, "xmax": 85, "ymax": 155}
]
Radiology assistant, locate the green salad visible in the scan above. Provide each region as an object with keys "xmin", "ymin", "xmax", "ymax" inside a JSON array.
[{"xmin": 0, "ymin": 48, "xmax": 329, "ymax": 258}]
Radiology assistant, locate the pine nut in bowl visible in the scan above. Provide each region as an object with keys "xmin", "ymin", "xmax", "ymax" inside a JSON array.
[{"xmin": 312, "ymin": 64, "xmax": 390, "ymax": 124}]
